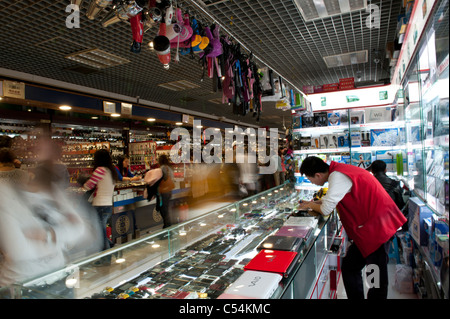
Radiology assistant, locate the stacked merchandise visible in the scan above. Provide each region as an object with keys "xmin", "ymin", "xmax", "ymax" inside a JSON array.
[
  {"xmin": 87, "ymin": 191, "xmax": 320, "ymax": 299},
  {"xmin": 218, "ymin": 215, "xmax": 318, "ymax": 299}
]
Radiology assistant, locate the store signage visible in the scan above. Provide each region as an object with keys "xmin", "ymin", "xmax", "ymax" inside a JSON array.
[
  {"xmin": 103, "ymin": 101, "xmax": 116, "ymax": 113},
  {"xmin": 182, "ymin": 114, "xmax": 194, "ymax": 125},
  {"xmin": 307, "ymin": 85, "xmax": 395, "ymax": 111},
  {"xmin": 2, "ymin": 80, "xmax": 25, "ymax": 99},
  {"xmin": 121, "ymin": 102, "xmax": 132, "ymax": 116}
]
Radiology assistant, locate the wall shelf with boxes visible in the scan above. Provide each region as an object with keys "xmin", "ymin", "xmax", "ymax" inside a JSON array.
[
  {"xmin": 292, "ymin": 105, "xmax": 409, "ymax": 190},
  {"xmin": 393, "ymin": 0, "xmax": 449, "ymax": 299}
]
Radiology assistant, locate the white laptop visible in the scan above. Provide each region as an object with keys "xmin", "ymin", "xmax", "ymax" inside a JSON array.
[
  {"xmin": 218, "ymin": 270, "xmax": 282, "ymax": 299},
  {"xmin": 284, "ymin": 216, "xmax": 318, "ymax": 228}
]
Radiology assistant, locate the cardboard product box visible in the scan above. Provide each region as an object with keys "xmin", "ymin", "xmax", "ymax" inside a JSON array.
[
  {"xmin": 301, "ymin": 115, "xmax": 314, "ymax": 128},
  {"xmin": 370, "ymin": 128, "xmax": 399, "ymax": 146},
  {"xmin": 349, "ymin": 110, "xmax": 365, "ymax": 124},
  {"xmin": 319, "ymin": 135, "xmax": 328, "ymax": 149},
  {"xmin": 350, "ymin": 130, "xmax": 361, "ymax": 147},
  {"xmin": 311, "ymin": 136, "xmax": 320, "ymax": 149},
  {"xmin": 410, "ymin": 126, "xmax": 421, "ymax": 143},
  {"xmin": 293, "ymin": 115, "xmax": 301, "ymax": 129},
  {"xmin": 351, "ymin": 152, "xmax": 372, "ymax": 169},
  {"xmin": 365, "ymin": 106, "xmax": 392, "ymax": 123},
  {"xmin": 300, "ymin": 136, "xmax": 312, "ymax": 150},
  {"xmin": 293, "ymin": 135, "xmax": 301, "ymax": 150},
  {"xmin": 337, "ymin": 132, "xmax": 349, "ymax": 147},
  {"xmin": 341, "ymin": 155, "xmax": 351, "ymax": 164},
  {"xmin": 408, "ymin": 197, "xmax": 434, "ymax": 246},
  {"xmin": 327, "ymin": 111, "xmax": 341, "ymax": 126},
  {"xmin": 314, "ymin": 112, "xmax": 328, "ymax": 127},
  {"xmin": 361, "ymin": 131, "xmax": 371, "ymax": 147},
  {"xmin": 327, "ymin": 134, "xmax": 338, "ymax": 148}
]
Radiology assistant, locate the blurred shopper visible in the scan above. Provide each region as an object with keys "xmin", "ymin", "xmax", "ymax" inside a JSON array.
[
  {"xmin": 236, "ymin": 145, "xmax": 258, "ymax": 197},
  {"xmin": 0, "ymin": 147, "xmax": 28, "ymax": 184},
  {"xmin": 115, "ymin": 155, "xmax": 140, "ymax": 181},
  {"xmin": 144, "ymin": 163, "xmax": 164, "ymax": 224},
  {"xmin": 298, "ymin": 156, "xmax": 407, "ymax": 299},
  {"xmin": 34, "ymin": 137, "xmax": 70, "ymax": 189},
  {"xmin": 158, "ymin": 154, "xmax": 175, "ymax": 228},
  {"xmin": 0, "ymin": 136, "xmax": 21, "ymax": 168},
  {"xmin": 83, "ymin": 149, "xmax": 118, "ymax": 253},
  {"xmin": 0, "ymin": 161, "xmax": 91, "ymax": 290},
  {"xmin": 272, "ymin": 149, "xmax": 284, "ymax": 186},
  {"xmin": 279, "ymin": 148, "xmax": 286, "ymax": 184}
]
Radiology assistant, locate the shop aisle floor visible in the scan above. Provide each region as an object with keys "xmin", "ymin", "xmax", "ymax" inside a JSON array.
[{"xmin": 336, "ymin": 261, "xmax": 419, "ymax": 299}]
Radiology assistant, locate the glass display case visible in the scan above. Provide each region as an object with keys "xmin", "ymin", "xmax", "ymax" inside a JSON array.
[
  {"xmin": 400, "ymin": 0, "xmax": 449, "ymax": 218},
  {"xmin": 4, "ymin": 183, "xmax": 342, "ymax": 299},
  {"xmin": 397, "ymin": 0, "xmax": 449, "ymax": 299}
]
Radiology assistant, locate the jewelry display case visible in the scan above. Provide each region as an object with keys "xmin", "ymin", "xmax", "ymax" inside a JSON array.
[{"xmin": 5, "ymin": 183, "xmax": 343, "ymax": 299}]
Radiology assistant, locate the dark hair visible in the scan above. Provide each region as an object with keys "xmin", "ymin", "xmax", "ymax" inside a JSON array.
[
  {"xmin": 0, "ymin": 147, "xmax": 15, "ymax": 164},
  {"xmin": 300, "ymin": 156, "xmax": 329, "ymax": 177},
  {"xmin": 369, "ymin": 160, "xmax": 387, "ymax": 174},
  {"xmin": 93, "ymin": 149, "xmax": 118, "ymax": 181},
  {"xmin": 0, "ymin": 136, "xmax": 13, "ymax": 148},
  {"xmin": 116, "ymin": 155, "xmax": 129, "ymax": 176},
  {"xmin": 158, "ymin": 154, "xmax": 170, "ymax": 166}
]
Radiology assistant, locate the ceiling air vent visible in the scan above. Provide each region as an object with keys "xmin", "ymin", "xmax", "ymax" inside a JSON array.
[
  {"xmin": 158, "ymin": 80, "xmax": 200, "ymax": 91},
  {"xmin": 323, "ymin": 50, "xmax": 368, "ymax": 68},
  {"xmin": 63, "ymin": 65, "xmax": 99, "ymax": 75},
  {"xmin": 208, "ymin": 98, "xmax": 223, "ymax": 104},
  {"xmin": 180, "ymin": 96, "xmax": 196, "ymax": 103},
  {"xmin": 65, "ymin": 49, "xmax": 130, "ymax": 69},
  {"xmin": 294, "ymin": 0, "xmax": 367, "ymax": 22}
]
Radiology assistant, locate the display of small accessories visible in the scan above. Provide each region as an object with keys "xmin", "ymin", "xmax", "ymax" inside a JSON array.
[
  {"xmin": 129, "ymin": 140, "xmax": 158, "ymax": 171},
  {"xmin": 0, "ymin": 119, "xmax": 43, "ymax": 168},
  {"xmin": 52, "ymin": 124, "xmax": 125, "ymax": 184},
  {"xmin": 82, "ymin": 188, "xmax": 322, "ymax": 299}
]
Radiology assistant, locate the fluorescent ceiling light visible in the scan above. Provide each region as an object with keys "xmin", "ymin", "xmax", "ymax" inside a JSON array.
[
  {"xmin": 147, "ymin": 118, "xmax": 156, "ymax": 122},
  {"xmin": 294, "ymin": 0, "xmax": 367, "ymax": 22},
  {"xmin": 323, "ymin": 50, "xmax": 368, "ymax": 68},
  {"xmin": 66, "ymin": 49, "xmax": 130, "ymax": 69},
  {"xmin": 111, "ymin": 113, "xmax": 121, "ymax": 117},
  {"xmin": 59, "ymin": 105, "xmax": 72, "ymax": 110},
  {"xmin": 158, "ymin": 80, "xmax": 200, "ymax": 91}
]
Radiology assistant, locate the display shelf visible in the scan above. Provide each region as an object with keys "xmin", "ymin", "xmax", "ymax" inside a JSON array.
[
  {"xmin": 7, "ymin": 183, "xmax": 342, "ymax": 300},
  {"xmin": 293, "ymin": 147, "xmax": 350, "ymax": 155}
]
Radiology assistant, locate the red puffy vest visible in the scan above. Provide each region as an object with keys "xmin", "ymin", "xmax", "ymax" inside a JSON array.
[{"xmin": 329, "ymin": 161, "xmax": 407, "ymax": 257}]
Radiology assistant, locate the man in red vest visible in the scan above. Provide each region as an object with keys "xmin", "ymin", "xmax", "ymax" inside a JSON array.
[{"xmin": 298, "ymin": 156, "xmax": 407, "ymax": 299}]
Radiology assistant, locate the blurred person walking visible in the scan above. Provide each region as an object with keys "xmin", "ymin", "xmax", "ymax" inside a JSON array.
[
  {"xmin": 0, "ymin": 148, "xmax": 28, "ymax": 184},
  {"xmin": 0, "ymin": 161, "xmax": 88, "ymax": 292},
  {"xmin": 157, "ymin": 155, "xmax": 175, "ymax": 228}
]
